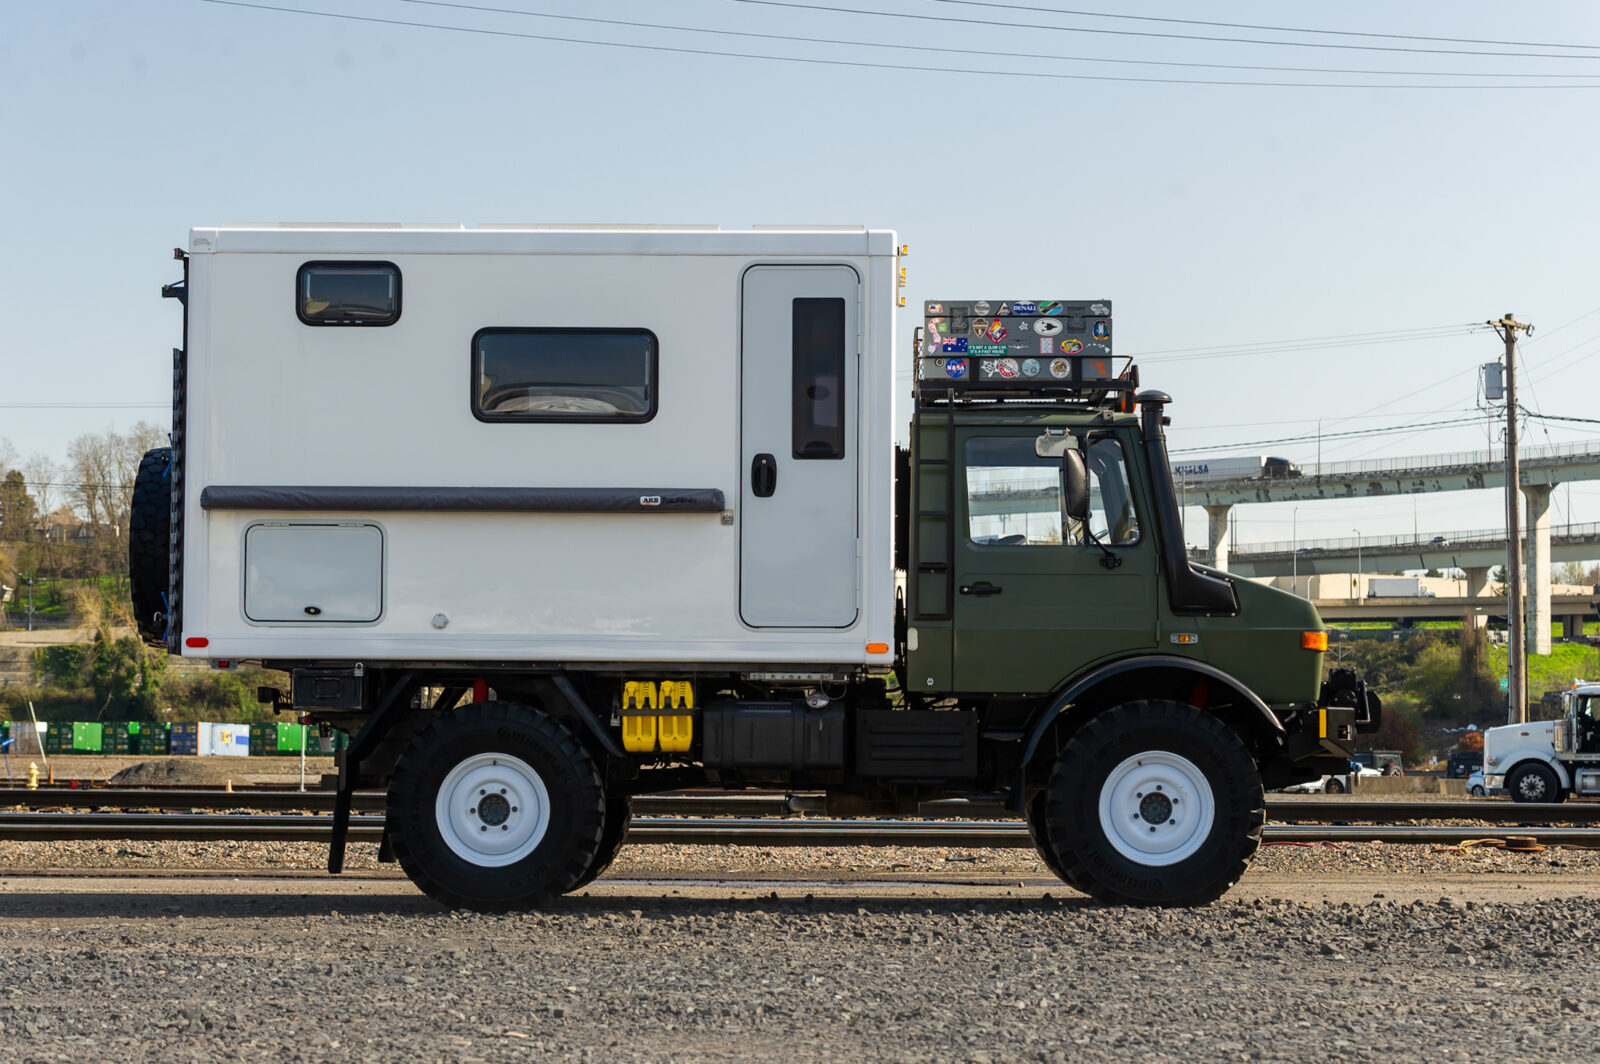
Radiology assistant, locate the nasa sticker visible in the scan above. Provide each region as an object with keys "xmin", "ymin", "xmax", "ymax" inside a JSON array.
[
  {"xmin": 1034, "ymin": 318, "xmax": 1063, "ymax": 337},
  {"xmin": 1021, "ymin": 358, "xmax": 1040, "ymax": 377},
  {"xmin": 1011, "ymin": 301, "xmax": 1037, "ymax": 315},
  {"xmin": 1060, "ymin": 338, "xmax": 1085, "ymax": 354},
  {"xmin": 1049, "ymin": 357, "xmax": 1071, "ymax": 379},
  {"xmin": 973, "ymin": 300, "xmax": 991, "ymax": 315},
  {"xmin": 944, "ymin": 358, "xmax": 968, "ymax": 379}
]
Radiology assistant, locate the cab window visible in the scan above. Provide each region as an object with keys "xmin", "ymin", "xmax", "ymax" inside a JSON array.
[{"xmin": 964, "ymin": 435, "xmax": 1140, "ymax": 547}]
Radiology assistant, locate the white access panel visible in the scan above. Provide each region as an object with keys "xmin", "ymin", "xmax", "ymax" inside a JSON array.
[
  {"xmin": 243, "ymin": 523, "xmax": 384, "ymax": 623},
  {"xmin": 740, "ymin": 265, "xmax": 861, "ymax": 628}
]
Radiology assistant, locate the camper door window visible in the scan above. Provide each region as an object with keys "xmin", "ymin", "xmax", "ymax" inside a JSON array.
[
  {"xmin": 472, "ymin": 328, "xmax": 657, "ymax": 423},
  {"xmin": 296, "ymin": 262, "xmax": 400, "ymax": 326}
]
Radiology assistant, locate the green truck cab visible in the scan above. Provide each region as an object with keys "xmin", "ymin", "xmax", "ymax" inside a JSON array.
[{"xmin": 894, "ymin": 299, "xmax": 1377, "ymax": 905}]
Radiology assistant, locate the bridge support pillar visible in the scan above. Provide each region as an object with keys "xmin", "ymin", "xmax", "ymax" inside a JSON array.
[
  {"xmin": 1204, "ymin": 504, "xmax": 1232, "ymax": 572},
  {"xmin": 1524, "ymin": 484, "xmax": 1553, "ymax": 656},
  {"xmin": 1463, "ymin": 566, "xmax": 1492, "ymax": 598},
  {"xmin": 1562, "ymin": 615, "xmax": 1583, "ymax": 640}
]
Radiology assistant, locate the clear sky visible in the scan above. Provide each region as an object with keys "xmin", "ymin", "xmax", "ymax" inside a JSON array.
[{"xmin": 4, "ymin": 0, "xmax": 1599, "ymax": 553}]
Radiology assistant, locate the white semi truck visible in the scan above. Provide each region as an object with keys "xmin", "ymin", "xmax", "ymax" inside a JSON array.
[{"xmin": 1484, "ymin": 681, "xmax": 1600, "ymax": 802}]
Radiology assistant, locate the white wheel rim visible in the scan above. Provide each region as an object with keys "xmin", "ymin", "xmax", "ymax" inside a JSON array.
[
  {"xmin": 434, "ymin": 753, "xmax": 551, "ymax": 867},
  {"xmin": 1098, "ymin": 751, "xmax": 1217, "ymax": 867}
]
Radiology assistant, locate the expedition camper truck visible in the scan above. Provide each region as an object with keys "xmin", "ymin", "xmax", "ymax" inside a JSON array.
[{"xmin": 132, "ymin": 225, "xmax": 1377, "ymax": 911}]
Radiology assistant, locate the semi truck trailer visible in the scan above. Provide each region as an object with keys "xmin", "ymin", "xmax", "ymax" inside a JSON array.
[{"xmin": 131, "ymin": 225, "xmax": 1377, "ymax": 910}]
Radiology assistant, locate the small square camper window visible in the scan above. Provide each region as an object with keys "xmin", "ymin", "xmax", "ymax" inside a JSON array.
[
  {"xmin": 297, "ymin": 262, "xmax": 401, "ymax": 325},
  {"xmin": 473, "ymin": 328, "xmax": 657, "ymax": 422}
]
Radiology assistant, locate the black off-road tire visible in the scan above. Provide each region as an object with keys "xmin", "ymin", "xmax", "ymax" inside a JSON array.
[
  {"xmin": 128, "ymin": 447, "xmax": 172, "ymax": 643},
  {"xmin": 571, "ymin": 795, "xmax": 632, "ymax": 890},
  {"xmin": 1506, "ymin": 761, "xmax": 1565, "ymax": 804},
  {"xmin": 1039, "ymin": 700, "xmax": 1265, "ymax": 907},
  {"xmin": 1026, "ymin": 791, "xmax": 1069, "ymax": 881},
  {"xmin": 387, "ymin": 702, "xmax": 605, "ymax": 911}
]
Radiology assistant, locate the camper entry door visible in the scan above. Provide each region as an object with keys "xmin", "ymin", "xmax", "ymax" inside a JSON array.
[{"xmin": 739, "ymin": 264, "xmax": 861, "ymax": 628}]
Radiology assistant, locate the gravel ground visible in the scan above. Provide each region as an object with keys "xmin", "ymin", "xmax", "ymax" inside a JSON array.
[
  {"xmin": 1, "ymin": 872, "xmax": 1598, "ymax": 1063},
  {"xmin": 4, "ymin": 838, "xmax": 1600, "ymax": 1062}
]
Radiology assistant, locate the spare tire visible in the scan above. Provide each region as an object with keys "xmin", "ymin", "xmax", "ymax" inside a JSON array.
[{"xmin": 128, "ymin": 447, "xmax": 172, "ymax": 644}]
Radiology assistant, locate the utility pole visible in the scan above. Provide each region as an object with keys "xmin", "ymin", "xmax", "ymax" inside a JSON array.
[{"xmin": 1490, "ymin": 313, "xmax": 1534, "ymax": 724}]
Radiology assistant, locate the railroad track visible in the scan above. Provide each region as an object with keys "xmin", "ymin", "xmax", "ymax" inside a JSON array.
[
  {"xmin": 3, "ymin": 811, "xmax": 1599, "ymax": 847},
  {"xmin": 3, "ymin": 789, "xmax": 1600, "ymax": 824}
]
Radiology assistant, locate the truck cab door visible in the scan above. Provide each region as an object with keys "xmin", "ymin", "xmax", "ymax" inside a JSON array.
[{"xmin": 951, "ymin": 430, "xmax": 1157, "ymax": 693}]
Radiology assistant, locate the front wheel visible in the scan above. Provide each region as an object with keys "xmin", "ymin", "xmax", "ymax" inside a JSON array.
[
  {"xmin": 1323, "ymin": 777, "xmax": 1345, "ymax": 795},
  {"xmin": 1469, "ymin": 785, "xmax": 1486, "ymax": 797},
  {"xmin": 1038, "ymin": 700, "xmax": 1265, "ymax": 906},
  {"xmin": 387, "ymin": 701, "xmax": 606, "ymax": 911},
  {"xmin": 1506, "ymin": 762, "xmax": 1565, "ymax": 804}
]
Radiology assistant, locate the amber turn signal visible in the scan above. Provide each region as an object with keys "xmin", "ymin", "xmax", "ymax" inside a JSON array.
[
  {"xmin": 1302, "ymin": 632, "xmax": 1328, "ymax": 651},
  {"xmin": 866, "ymin": 642, "xmax": 890, "ymax": 655}
]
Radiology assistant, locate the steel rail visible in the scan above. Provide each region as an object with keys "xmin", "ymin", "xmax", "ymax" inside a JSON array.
[
  {"xmin": 5, "ymin": 812, "xmax": 1600, "ymax": 848},
  {"xmin": 3, "ymin": 790, "xmax": 1598, "ymax": 824}
]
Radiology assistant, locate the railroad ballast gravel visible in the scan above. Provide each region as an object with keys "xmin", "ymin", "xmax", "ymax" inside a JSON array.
[
  {"xmin": 1, "ymin": 885, "xmax": 1598, "ymax": 1063},
  {"xmin": 6, "ymin": 836, "xmax": 1600, "ymax": 878}
]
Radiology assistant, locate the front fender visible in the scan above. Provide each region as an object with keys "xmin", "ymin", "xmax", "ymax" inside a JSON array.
[{"xmin": 1009, "ymin": 655, "xmax": 1285, "ymax": 810}]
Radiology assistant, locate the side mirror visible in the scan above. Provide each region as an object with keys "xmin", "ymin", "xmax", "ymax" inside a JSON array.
[
  {"xmin": 1062, "ymin": 450, "xmax": 1090, "ymax": 523},
  {"xmin": 1035, "ymin": 432, "xmax": 1075, "ymax": 459}
]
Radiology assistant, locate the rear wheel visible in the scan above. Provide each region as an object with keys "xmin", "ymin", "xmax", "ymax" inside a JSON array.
[
  {"xmin": 1506, "ymin": 762, "xmax": 1564, "ymax": 804},
  {"xmin": 1323, "ymin": 777, "xmax": 1345, "ymax": 795},
  {"xmin": 571, "ymin": 795, "xmax": 632, "ymax": 889},
  {"xmin": 1038, "ymin": 700, "xmax": 1264, "ymax": 906},
  {"xmin": 387, "ymin": 701, "xmax": 605, "ymax": 911}
]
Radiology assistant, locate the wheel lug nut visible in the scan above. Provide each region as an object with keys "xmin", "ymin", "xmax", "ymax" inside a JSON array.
[
  {"xmin": 501, "ymin": 825, "xmax": 508, "ymax": 831},
  {"xmin": 1135, "ymin": 792, "xmax": 1143, "ymax": 799},
  {"xmin": 512, "ymin": 807, "xmax": 518, "ymax": 813},
  {"xmin": 1155, "ymin": 785, "xmax": 1163, "ymax": 791},
  {"xmin": 1148, "ymin": 826, "xmax": 1157, "ymax": 833},
  {"xmin": 500, "ymin": 788, "xmax": 507, "ymax": 794},
  {"xmin": 480, "ymin": 826, "xmax": 487, "ymax": 832},
  {"xmin": 469, "ymin": 807, "xmax": 476, "ymax": 815},
  {"xmin": 1168, "ymin": 819, "xmax": 1176, "ymax": 825}
]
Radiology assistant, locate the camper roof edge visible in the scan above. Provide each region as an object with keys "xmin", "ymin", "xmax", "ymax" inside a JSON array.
[{"xmin": 187, "ymin": 225, "xmax": 899, "ymax": 257}]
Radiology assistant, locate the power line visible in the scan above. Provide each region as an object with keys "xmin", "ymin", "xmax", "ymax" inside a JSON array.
[
  {"xmin": 1169, "ymin": 415, "xmax": 1493, "ymax": 454},
  {"xmin": 930, "ymin": 0, "xmax": 1600, "ymax": 53},
  {"xmin": 402, "ymin": 0, "xmax": 1600, "ymax": 80},
  {"xmin": 732, "ymin": 0, "xmax": 1600, "ymax": 62},
  {"xmin": 197, "ymin": 2, "xmax": 1600, "ymax": 89},
  {"xmin": 1134, "ymin": 325, "xmax": 1485, "ymax": 364},
  {"xmin": 0, "ymin": 403, "xmax": 167, "ymax": 410}
]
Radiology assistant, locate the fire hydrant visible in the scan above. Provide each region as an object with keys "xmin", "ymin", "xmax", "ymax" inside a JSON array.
[{"xmin": 27, "ymin": 762, "xmax": 39, "ymax": 790}]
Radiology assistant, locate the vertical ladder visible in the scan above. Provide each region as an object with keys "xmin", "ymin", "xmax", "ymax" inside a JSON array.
[{"xmin": 910, "ymin": 388, "xmax": 956, "ymax": 622}]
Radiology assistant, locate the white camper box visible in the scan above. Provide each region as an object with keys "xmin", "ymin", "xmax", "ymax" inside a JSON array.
[{"xmin": 179, "ymin": 225, "xmax": 898, "ymax": 668}]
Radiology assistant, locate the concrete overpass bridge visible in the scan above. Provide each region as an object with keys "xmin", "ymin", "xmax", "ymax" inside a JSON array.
[{"xmin": 1182, "ymin": 440, "xmax": 1600, "ymax": 654}]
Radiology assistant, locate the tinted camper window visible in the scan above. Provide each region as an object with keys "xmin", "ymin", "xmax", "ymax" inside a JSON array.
[
  {"xmin": 473, "ymin": 328, "xmax": 657, "ymax": 423},
  {"xmin": 297, "ymin": 262, "xmax": 401, "ymax": 325},
  {"xmin": 792, "ymin": 297, "xmax": 846, "ymax": 459}
]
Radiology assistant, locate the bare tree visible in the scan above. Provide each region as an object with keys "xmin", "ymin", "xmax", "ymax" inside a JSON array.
[
  {"xmin": 0, "ymin": 437, "xmax": 17, "ymax": 476},
  {"xmin": 22, "ymin": 452, "xmax": 59, "ymax": 520},
  {"xmin": 66, "ymin": 422, "xmax": 166, "ymax": 531}
]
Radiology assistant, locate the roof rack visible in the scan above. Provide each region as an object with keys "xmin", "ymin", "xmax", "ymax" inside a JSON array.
[{"xmin": 912, "ymin": 299, "xmax": 1136, "ymax": 409}]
